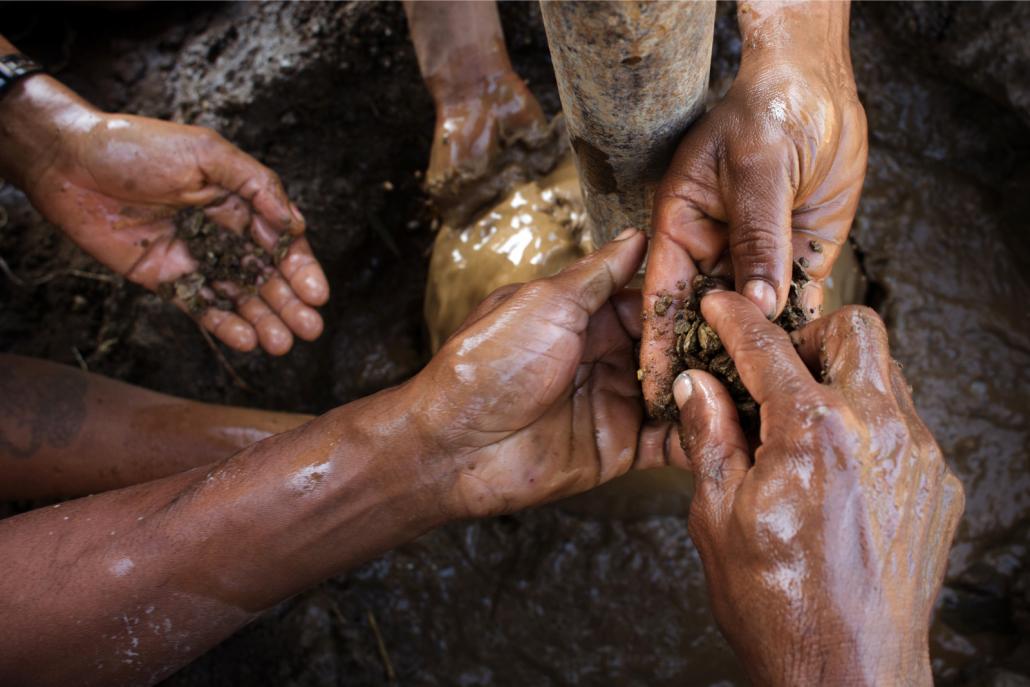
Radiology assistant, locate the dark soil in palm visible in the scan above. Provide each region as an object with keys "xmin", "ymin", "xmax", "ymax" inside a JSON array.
[{"xmin": 156, "ymin": 207, "xmax": 292, "ymax": 315}]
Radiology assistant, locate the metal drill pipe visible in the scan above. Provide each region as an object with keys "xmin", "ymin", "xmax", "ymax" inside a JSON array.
[{"xmin": 541, "ymin": 0, "xmax": 716, "ymax": 246}]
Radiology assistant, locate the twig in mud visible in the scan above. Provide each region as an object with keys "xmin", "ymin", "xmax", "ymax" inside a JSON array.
[
  {"xmin": 0, "ymin": 256, "xmax": 119, "ymax": 289},
  {"xmin": 71, "ymin": 347, "xmax": 89, "ymax": 373},
  {"xmin": 195, "ymin": 324, "xmax": 254, "ymax": 393},
  {"xmin": 0, "ymin": 255, "xmax": 27, "ymax": 288},
  {"xmin": 366, "ymin": 609, "xmax": 397, "ymax": 684}
]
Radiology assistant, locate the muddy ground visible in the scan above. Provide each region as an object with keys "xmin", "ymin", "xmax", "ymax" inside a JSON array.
[{"xmin": 1, "ymin": 2, "xmax": 1028, "ymax": 685}]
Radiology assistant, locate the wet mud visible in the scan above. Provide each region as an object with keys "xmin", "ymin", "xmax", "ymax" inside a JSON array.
[{"xmin": 1, "ymin": 2, "xmax": 1028, "ymax": 686}]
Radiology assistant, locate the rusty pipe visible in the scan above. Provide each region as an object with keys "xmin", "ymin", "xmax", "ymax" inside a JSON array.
[{"xmin": 541, "ymin": 1, "xmax": 716, "ymax": 246}]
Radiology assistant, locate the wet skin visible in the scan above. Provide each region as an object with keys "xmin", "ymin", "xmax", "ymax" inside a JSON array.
[
  {"xmin": 641, "ymin": 0, "xmax": 868, "ymax": 415},
  {"xmin": 675, "ymin": 292, "xmax": 964, "ymax": 686},
  {"xmin": 0, "ymin": 232, "xmax": 687, "ymax": 686},
  {"xmin": 403, "ymin": 0, "xmax": 549, "ymax": 190},
  {"xmin": 0, "ymin": 353, "xmax": 312, "ymax": 500},
  {"xmin": 0, "ymin": 37, "xmax": 329, "ymax": 355}
]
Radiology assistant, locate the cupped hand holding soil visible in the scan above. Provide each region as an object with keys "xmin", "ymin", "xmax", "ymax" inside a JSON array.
[
  {"xmin": 640, "ymin": 0, "xmax": 867, "ymax": 416},
  {"xmin": 0, "ymin": 73, "xmax": 329, "ymax": 355}
]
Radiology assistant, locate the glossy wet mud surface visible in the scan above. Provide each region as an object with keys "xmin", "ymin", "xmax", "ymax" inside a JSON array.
[{"xmin": 1, "ymin": 2, "xmax": 1028, "ymax": 685}]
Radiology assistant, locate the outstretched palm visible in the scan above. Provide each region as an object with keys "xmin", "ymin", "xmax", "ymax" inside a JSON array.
[{"xmin": 27, "ymin": 112, "xmax": 329, "ymax": 355}]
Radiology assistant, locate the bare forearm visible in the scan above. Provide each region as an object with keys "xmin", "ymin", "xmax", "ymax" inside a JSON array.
[
  {"xmin": 0, "ymin": 354, "xmax": 312, "ymax": 499},
  {"xmin": 0, "ymin": 35, "xmax": 98, "ymax": 190},
  {"xmin": 403, "ymin": 0, "xmax": 512, "ymax": 104},
  {"xmin": 737, "ymin": 1, "xmax": 851, "ymax": 63},
  {"xmin": 0, "ymin": 382, "xmax": 448, "ymax": 686}
]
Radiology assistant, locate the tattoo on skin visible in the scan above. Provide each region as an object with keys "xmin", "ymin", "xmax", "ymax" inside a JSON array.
[{"xmin": 0, "ymin": 364, "xmax": 88, "ymax": 459}]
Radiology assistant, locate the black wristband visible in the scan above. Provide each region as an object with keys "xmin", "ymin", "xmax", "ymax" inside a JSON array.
[{"xmin": 0, "ymin": 53, "xmax": 45, "ymax": 100}]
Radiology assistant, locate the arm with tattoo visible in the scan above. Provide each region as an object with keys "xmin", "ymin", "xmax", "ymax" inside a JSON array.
[{"xmin": 0, "ymin": 354, "xmax": 311, "ymax": 500}]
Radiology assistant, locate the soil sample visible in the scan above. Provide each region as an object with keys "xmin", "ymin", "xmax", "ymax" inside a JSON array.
[
  {"xmin": 661, "ymin": 262, "xmax": 812, "ymax": 429},
  {"xmin": 157, "ymin": 208, "xmax": 290, "ymax": 315}
]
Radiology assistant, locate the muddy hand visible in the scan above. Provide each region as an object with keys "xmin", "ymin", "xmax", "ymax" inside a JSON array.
[
  {"xmin": 404, "ymin": 0, "xmax": 548, "ymax": 188},
  {"xmin": 674, "ymin": 292, "xmax": 964, "ymax": 685},
  {"xmin": 0, "ymin": 73, "xmax": 328, "ymax": 355},
  {"xmin": 641, "ymin": 1, "xmax": 867, "ymax": 415},
  {"xmin": 412, "ymin": 228, "xmax": 683, "ymax": 518}
]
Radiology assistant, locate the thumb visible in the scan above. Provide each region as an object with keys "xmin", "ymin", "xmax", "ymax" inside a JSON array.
[
  {"xmin": 675, "ymin": 370, "xmax": 749, "ymax": 536},
  {"xmin": 544, "ymin": 227, "xmax": 646, "ymax": 317},
  {"xmin": 723, "ymin": 150, "xmax": 795, "ymax": 319},
  {"xmin": 193, "ymin": 129, "xmax": 303, "ymax": 235}
]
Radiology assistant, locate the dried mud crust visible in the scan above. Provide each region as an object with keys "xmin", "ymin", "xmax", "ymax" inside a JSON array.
[
  {"xmin": 156, "ymin": 207, "xmax": 291, "ymax": 315},
  {"xmin": 426, "ymin": 114, "xmax": 568, "ymax": 227},
  {"xmin": 655, "ymin": 263, "xmax": 813, "ymax": 428}
]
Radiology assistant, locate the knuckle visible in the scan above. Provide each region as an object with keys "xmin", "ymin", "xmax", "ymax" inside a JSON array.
[
  {"xmin": 830, "ymin": 305, "xmax": 887, "ymax": 341},
  {"xmin": 730, "ymin": 228, "xmax": 784, "ymax": 267}
]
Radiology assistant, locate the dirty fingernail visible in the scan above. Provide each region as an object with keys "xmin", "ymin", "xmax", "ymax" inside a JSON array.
[
  {"xmin": 673, "ymin": 371, "xmax": 693, "ymax": 409},
  {"xmin": 743, "ymin": 279, "xmax": 777, "ymax": 319},
  {"xmin": 613, "ymin": 227, "xmax": 638, "ymax": 241},
  {"xmin": 290, "ymin": 202, "xmax": 305, "ymax": 226}
]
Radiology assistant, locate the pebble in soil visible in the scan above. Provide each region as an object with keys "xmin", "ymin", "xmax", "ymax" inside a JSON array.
[
  {"xmin": 156, "ymin": 207, "xmax": 293, "ymax": 315},
  {"xmin": 666, "ymin": 262, "xmax": 813, "ymax": 430}
]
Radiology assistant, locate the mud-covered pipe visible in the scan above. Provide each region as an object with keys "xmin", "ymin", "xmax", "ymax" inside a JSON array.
[{"xmin": 541, "ymin": 1, "xmax": 716, "ymax": 246}]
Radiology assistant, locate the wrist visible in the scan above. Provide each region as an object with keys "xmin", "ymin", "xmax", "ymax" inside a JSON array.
[
  {"xmin": 0, "ymin": 72, "xmax": 99, "ymax": 191},
  {"xmin": 760, "ymin": 636, "xmax": 931, "ymax": 687}
]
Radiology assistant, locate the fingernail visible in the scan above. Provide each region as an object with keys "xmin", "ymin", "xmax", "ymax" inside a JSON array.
[
  {"xmin": 743, "ymin": 279, "xmax": 777, "ymax": 319},
  {"xmin": 613, "ymin": 227, "xmax": 638, "ymax": 241},
  {"xmin": 290, "ymin": 202, "xmax": 305, "ymax": 225},
  {"xmin": 673, "ymin": 371, "xmax": 693, "ymax": 409}
]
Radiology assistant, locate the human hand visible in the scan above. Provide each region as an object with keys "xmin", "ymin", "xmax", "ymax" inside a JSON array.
[
  {"xmin": 409, "ymin": 228, "xmax": 683, "ymax": 518},
  {"xmin": 674, "ymin": 292, "xmax": 963, "ymax": 685},
  {"xmin": 9, "ymin": 76, "xmax": 328, "ymax": 355},
  {"xmin": 641, "ymin": 0, "xmax": 867, "ymax": 415}
]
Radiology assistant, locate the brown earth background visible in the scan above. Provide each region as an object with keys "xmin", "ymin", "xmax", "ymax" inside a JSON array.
[{"xmin": 1, "ymin": 2, "xmax": 1028, "ymax": 685}]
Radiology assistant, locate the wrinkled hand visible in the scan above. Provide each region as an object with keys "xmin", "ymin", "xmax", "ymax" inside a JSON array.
[
  {"xmin": 641, "ymin": 1, "xmax": 867, "ymax": 414},
  {"xmin": 674, "ymin": 292, "xmax": 963, "ymax": 685},
  {"xmin": 22, "ymin": 79, "xmax": 328, "ymax": 355},
  {"xmin": 411, "ymin": 229, "xmax": 682, "ymax": 518},
  {"xmin": 427, "ymin": 70, "xmax": 548, "ymax": 188}
]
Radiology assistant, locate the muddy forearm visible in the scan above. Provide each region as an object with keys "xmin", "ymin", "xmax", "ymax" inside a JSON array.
[
  {"xmin": 0, "ymin": 382, "xmax": 448, "ymax": 686},
  {"xmin": 0, "ymin": 354, "xmax": 312, "ymax": 499},
  {"xmin": 403, "ymin": 0, "xmax": 512, "ymax": 105}
]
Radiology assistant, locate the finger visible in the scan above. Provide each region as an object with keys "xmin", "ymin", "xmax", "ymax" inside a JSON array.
[
  {"xmin": 700, "ymin": 291, "xmax": 814, "ymax": 405},
  {"xmin": 259, "ymin": 274, "xmax": 324, "ymax": 342},
  {"xmin": 215, "ymin": 281, "xmax": 294, "ymax": 356},
  {"xmin": 791, "ymin": 234, "xmax": 841, "ymax": 282},
  {"xmin": 722, "ymin": 146, "xmax": 795, "ymax": 319},
  {"xmin": 543, "ymin": 227, "xmax": 646, "ymax": 318},
  {"xmin": 675, "ymin": 370, "xmax": 749, "ymax": 533},
  {"xmin": 633, "ymin": 421, "xmax": 687, "ymax": 472},
  {"xmin": 198, "ymin": 307, "xmax": 258, "ymax": 353},
  {"xmin": 194, "ymin": 129, "xmax": 302, "ymax": 234},
  {"xmin": 277, "ymin": 237, "xmax": 329, "ymax": 307},
  {"xmin": 790, "ymin": 305, "xmax": 893, "ymax": 395},
  {"xmin": 611, "ymin": 288, "xmax": 642, "ymax": 339},
  {"xmin": 640, "ymin": 229, "xmax": 697, "ymax": 418},
  {"xmin": 203, "ymin": 195, "xmax": 252, "ymax": 236}
]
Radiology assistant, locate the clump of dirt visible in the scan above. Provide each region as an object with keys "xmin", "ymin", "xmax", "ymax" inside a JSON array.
[
  {"xmin": 667, "ymin": 262, "xmax": 812, "ymax": 429},
  {"xmin": 156, "ymin": 207, "xmax": 291, "ymax": 315}
]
